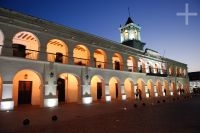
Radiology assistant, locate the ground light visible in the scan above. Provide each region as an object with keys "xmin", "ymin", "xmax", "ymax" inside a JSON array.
[
  {"xmin": 44, "ymin": 98, "xmax": 58, "ymax": 107},
  {"xmin": 0, "ymin": 101, "xmax": 14, "ymax": 111},
  {"xmin": 82, "ymin": 97, "xmax": 92, "ymax": 104}
]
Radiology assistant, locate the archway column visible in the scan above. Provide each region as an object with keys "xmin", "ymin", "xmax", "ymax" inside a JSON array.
[
  {"xmin": 43, "ymin": 63, "xmax": 58, "ymax": 108},
  {"xmin": 121, "ymin": 85, "xmax": 126, "ymax": 100},
  {"xmin": 145, "ymin": 85, "xmax": 150, "ymax": 98},
  {"xmin": 105, "ymin": 84, "xmax": 111, "ymax": 102},
  {"xmin": 154, "ymin": 85, "xmax": 158, "ymax": 97},
  {"xmin": 67, "ymin": 45, "xmax": 74, "ymax": 65},
  {"xmin": 1, "ymin": 38, "xmax": 13, "ymax": 57},
  {"xmin": 0, "ymin": 81, "xmax": 14, "ymax": 111},
  {"xmin": 82, "ymin": 82, "xmax": 92, "ymax": 104}
]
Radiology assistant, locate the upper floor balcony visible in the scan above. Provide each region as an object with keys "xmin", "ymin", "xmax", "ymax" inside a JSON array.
[{"xmin": 0, "ymin": 43, "xmax": 187, "ymax": 78}]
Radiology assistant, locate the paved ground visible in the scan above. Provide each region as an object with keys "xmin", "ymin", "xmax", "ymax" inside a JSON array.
[{"xmin": 0, "ymin": 96, "xmax": 200, "ymax": 133}]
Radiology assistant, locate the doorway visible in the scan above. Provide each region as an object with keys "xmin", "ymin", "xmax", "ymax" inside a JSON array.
[
  {"xmin": 18, "ymin": 81, "xmax": 32, "ymax": 104},
  {"xmin": 97, "ymin": 82, "xmax": 102, "ymax": 100},
  {"xmin": 57, "ymin": 78, "xmax": 65, "ymax": 102},
  {"xmin": 115, "ymin": 83, "xmax": 118, "ymax": 99}
]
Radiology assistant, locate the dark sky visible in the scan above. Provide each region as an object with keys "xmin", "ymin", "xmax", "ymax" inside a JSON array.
[{"xmin": 0, "ymin": 0, "xmax": 200, "ymax": 72}]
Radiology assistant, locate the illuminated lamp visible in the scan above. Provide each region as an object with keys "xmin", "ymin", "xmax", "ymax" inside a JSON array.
[
  {"xmin": 155, "ymin": 92, "xmax": 158, "ymax": 97},
  {"xmin": 122, "ymin": 94, "xmax": 126, "ymax": 100},
  {"xmin": 105, "ymin": 95, "xmax": 111, "ymax": 102},
  {"xmin": 24, "ymin": 74, "xmax": 28, "ymax": 79},
  {"xmin": 170, "ymin": 92, "xmax": 173, "ymax": 96},
  {"xmin": 146, "ymin": 93, "xmax": 150, "ymax": 98}
]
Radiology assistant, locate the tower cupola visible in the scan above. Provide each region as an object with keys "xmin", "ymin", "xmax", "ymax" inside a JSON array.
[{"xmin": 119, "ymin": 16, "xmax": 145, "ymax": 50}]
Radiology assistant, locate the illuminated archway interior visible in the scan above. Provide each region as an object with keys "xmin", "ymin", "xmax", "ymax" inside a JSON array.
[
  {"xmin": 109, "ymin": 77, "xmax": 120, "ymax": 100},
  {"xmin": 163, "ymin": 81, "xmax": 169, "ymax": 96},
  {"xmin": 12, "ymin": 31, "xmax": 39, "ymax": 60},
  {"xmin": 93, "ymin": 49, "xmax": 107, "ymax": 69},
  {"xmin": 147, "ymin": 80, "xmax": 154, "ymax": 97},
  {"xmin": 47, "ymin": 39, "xmax": 68, "ymax": 63},
  {"xmin": 13, "ymin": 69, "xmax": 41, "ymax": 106},
  {"xmin": 73, "ymin": 45, "xmax": 90, "ymax": 66},
  {"xmin": 137, "ymin": 79, "xmax": 144, "ymax": 98},
  {"xmin": 112, "ymin": 53, "xmax": 123, "ymax": 70},
  {"xmin": 58, "ymin": 73, "xmax": 79, "ymax": 103},
  {"xmin": 138, "ymin": 59, "xmax": 145, "ymax": 73},
  {"xmin": 90, "ymin": 75, "xmax": 104, "ymax": 101},
  {"xmin": 156, "ymin": 81, "xmax": 162, "ymax": 96},
  {"xmin": 124, "ymin": 79, "xmax": 133, "ymax": 99}
]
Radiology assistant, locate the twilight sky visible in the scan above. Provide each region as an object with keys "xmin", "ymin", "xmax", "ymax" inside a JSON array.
[{"xmin": 0, "ymin": 0, "xmax": 200, "ymax": 72}]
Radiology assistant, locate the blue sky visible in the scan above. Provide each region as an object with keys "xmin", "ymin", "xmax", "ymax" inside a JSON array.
[{"xmin": 0, "ymin": 0, "xmax": 200, "ymax": 72}]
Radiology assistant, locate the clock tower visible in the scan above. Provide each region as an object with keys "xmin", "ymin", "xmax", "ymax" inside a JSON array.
[{"xmin": 119, "ymin": 17, "xmax": 145, "ymax": 50}]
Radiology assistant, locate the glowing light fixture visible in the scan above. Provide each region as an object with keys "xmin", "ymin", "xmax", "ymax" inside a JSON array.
[
  {"xmin": 44, "ymin": 98, "xmax": 58, "ymax": 108},
  {"xmin": 82, "ymin": 97, "xmax": 92, "ymax": 104},
  {"xmin": 0, "ymin": 101, "xmax": 14, "ymax": 111},
  {"xmin": 105, "ymin": 95, "xmax": 111, "ymax": 102}
]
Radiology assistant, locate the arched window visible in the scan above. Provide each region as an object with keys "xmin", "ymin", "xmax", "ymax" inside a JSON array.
[
  {"xmin": 12, "ymin": 31, "xmax": 40, "ymax": 60},
  {"xmin": 93, "ymin": 49, "xmax": 107, "ymax": 69},
  {"xmin": 127, "ymin": 56, "xmax": 137, "ymax": 72},
  {"xmin": 46, "ymin": 39, "xmax": 68, "ymax": 64},
  {"xmin": 73, "ymin": 45, "xmax": 90, "ymax": 66},
  {"xmin": 112, "ymin": 53, "xmax": 123, "ymax": 70}
]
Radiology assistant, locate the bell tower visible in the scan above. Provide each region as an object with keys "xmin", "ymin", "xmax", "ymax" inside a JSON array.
[{"xmin": 119, "ymin": 17, "xmax": 145, "ymax": 50}]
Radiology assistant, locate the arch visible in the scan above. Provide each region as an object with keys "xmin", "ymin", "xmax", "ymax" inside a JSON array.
[
  {"xmin": 90, "ymin": 75, "xmax": 105, "ymax": 101},
  {"xmin": 13, "ymin": 69, "xmax": 42, "ymax": 106},
  {"xmin": 93, "ymin": 49, "xmax": 107, "ymax": 69},
  {"xmin": 124, "ymin": 78, "xmax": 134, "ymax": 99},
  {"xmin": 147, "ymin": 79, "xmax": 154, "ymax": 97},
  {"xmin": 136, "ymin": 78, "xmax": 145, "ymax": 99},
  {"xmin": 12, "ymin": 31, "xmax": 40, "ymax": 60},
  {"xmin": 169, "ymin": 66, "xmax": 174, "ymax": 76},
  {"xmin": 46, "ymin": 39, "xmax": 68, "ymax": 64},
  {"xmin": 112, "ymin": 53, "xmax": 123, "ymax": 70},
  {"xmin": 138, "ymin": 59, "xmax": 146, "ymax": 73},
  {"xmin": 109, "ymin": 77, "xmax": 121, "ymax": 100},
  {"xmin": 0, "ymin": 75, "xmax": 2, "ymax": 101},
  {"xmin": 0, "ymin": 29, "xmax": 4, "ymax": 55},
  {"xmin": 156, "ymin": 80, "xmax": 162, "ymax": 96},
  {"xmin": 58, "ymin": 73, "xmax": 80, "ymax": 103},
  {"xmin": 73, "ymin": 44, "xmax": 90, "ymax": 66},
  {"xmin": 177, "ymin": 81, "xmax": 184, "ymax": 95},
  {"xmin": 163, "ymin": 80, "xmax": 169, "ymax": 96},
  {"xmin": 127, "ymin": 56, "xmax": 137, "ymax": 72}
]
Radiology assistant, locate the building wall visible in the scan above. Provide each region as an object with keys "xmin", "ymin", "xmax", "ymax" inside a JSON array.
[{"xmin": 0, "ymin": 8, "xmax": 189, "ymax": 110}]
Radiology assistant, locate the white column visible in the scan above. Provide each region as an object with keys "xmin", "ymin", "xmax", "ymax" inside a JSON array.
[
  {"xmin": 145, "ymin": 85, "xmax": 149, "ymax": 98},
  {"xmin": 82, "ymin": 82, "xmax": 92, "ymax": 104},
  {"xmin": 105, "ymin": 85, "xmax": 111, "ymax": 102},
  {"xmin": 121, "ymin": 85, "xmax": 126, "ymax": 100},
  {"xmin": 0, "ymin": 84, "xmax": 14, "ymax": 111}
]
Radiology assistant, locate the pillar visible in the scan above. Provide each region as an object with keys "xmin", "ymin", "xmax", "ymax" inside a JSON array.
[{"xmin": 0, "ymin": 82, "xmax": 14, "ymax": 111}]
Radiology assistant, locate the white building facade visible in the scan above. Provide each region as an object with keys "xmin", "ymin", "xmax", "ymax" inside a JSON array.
[{"xmin": 0, "ymin": 8, "xmax": 189, "ymax": 111}]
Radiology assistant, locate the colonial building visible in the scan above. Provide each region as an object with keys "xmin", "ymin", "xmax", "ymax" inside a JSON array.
[{"xmin": 0, "ymin": 8, "xmax": 189, "ymax": 111}]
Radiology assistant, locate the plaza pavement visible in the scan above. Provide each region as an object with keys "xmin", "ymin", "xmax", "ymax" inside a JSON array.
[{"xmin": 0, "ymin": 95, "xmax": 200, "ymax": 133}]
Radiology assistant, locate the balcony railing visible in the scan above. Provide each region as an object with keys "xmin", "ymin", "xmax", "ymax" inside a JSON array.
[{"xmin": 0, "ymin": 44, "xmax": 187, "ymax": 78}]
